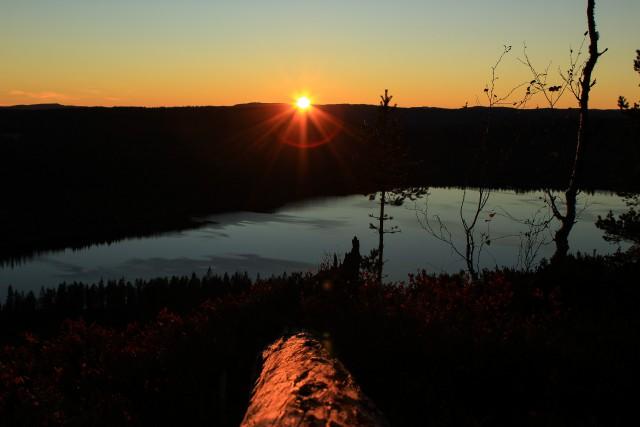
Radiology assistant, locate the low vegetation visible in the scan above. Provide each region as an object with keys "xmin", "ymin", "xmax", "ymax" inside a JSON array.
[{"xmin": 1, "ymin": 247, "xmax": 638, "ymax": 426}]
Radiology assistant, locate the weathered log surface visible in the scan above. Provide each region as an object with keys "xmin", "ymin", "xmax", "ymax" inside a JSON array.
[{"xmin": 241, "ymin": 332, "xmax": 388, "ymax": 427}]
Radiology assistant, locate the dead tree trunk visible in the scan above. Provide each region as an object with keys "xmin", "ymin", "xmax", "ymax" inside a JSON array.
[
  {"xmin": 377, "ymin": 190, "xmax": 385, "ymax": 284},
  {"xmin": 241, "ymin": 333, "xmax": 389, "ymax": 427},
  {"xmin": 551, "ymin": 0, "xmax": 606, "ymax": 261}
]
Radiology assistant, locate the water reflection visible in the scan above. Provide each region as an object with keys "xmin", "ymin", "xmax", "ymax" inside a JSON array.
[{"xmin": 0, "ymin": 188, "xmax": 629, "ymax": 293}]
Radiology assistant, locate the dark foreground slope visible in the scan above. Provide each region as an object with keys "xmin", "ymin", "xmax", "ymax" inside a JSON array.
[
  {"xmin": 1, "ymin": 250, "xmax": 639, "ymax": 426},
  {"xmin": 1, "ymin": 104, "xmax": 638, "ymax": 262}
]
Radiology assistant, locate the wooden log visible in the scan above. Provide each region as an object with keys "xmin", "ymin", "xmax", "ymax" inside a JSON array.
[{"xmin": 241, "ymin": 332, "xmax": 389, "ymax": 427}]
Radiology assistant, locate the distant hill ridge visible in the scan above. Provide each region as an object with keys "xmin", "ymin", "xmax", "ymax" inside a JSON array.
[
  {"xmin": 0, "ymin": 103, "xmax": 71, "ymax": 110},
  {"xmin": 0, "ymin": 102, "xmax": 621, "ymax": 112},
  {"xmin": 0, "ymin": 101, "xmax": 637, "ymax": 262}
]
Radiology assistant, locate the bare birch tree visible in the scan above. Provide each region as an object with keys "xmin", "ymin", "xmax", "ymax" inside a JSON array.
[{"xmin": 547, "ymin": 0, "xmax": 607, "ymax": 261}]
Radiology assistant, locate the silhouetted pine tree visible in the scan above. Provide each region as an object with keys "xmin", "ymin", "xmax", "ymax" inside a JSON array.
[{"xmin": 364, "ymin": 89, "xmax": 425, "ymax": 283}]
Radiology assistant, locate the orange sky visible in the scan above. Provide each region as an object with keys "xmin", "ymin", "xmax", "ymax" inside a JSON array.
[{"xmin": 1, "ymin": 1, "xmax": 638, "ymax": 109}]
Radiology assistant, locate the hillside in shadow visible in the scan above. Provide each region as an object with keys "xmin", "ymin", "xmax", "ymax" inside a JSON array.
[{"xmin": 1, "ymin": 104, "xmax": 638, "ymax": 263}]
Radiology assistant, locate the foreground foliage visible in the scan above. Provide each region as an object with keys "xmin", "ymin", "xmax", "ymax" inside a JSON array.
[{"xmin": 1, "ymin": 251, "xmax": 639, "ymax": 426}]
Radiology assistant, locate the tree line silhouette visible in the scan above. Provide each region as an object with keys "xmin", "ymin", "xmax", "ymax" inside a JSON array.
[{"xmin": 0, "ymin": 271, "xmax": 252, "ymax": 342}]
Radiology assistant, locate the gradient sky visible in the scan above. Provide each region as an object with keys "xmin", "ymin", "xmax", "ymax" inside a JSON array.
[{"xmin": 1, "ymin": 0, "xmax": 638, "ymax": 108}]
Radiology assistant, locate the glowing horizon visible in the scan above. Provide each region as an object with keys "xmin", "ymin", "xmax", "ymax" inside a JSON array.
[{"xmin": 1, "ymin": 1, "xmax": 638, "ymax": 109}]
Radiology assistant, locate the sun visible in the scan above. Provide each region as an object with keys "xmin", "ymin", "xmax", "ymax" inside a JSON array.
[{"xmin": 295, "ymin": 96, "xmax": 311, "ymax": 111}]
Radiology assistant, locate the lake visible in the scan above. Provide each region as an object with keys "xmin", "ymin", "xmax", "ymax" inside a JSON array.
[{"xmin": 0, "ymin": 188, "xmax": 629, "ymax": 294}]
